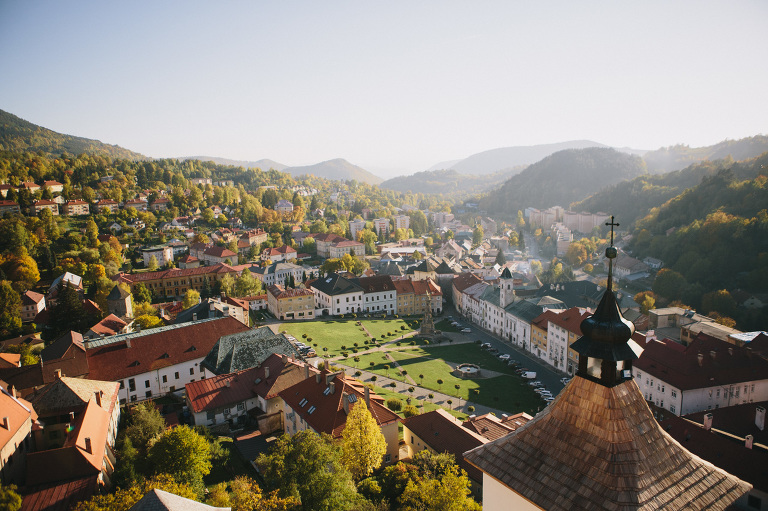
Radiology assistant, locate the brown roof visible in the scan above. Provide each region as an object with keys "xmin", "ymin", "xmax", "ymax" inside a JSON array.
[
  {"xmin": 267, "ymin": 284, "xmax": 314, "ymax": 299},
  {"xmin": 353, "ymin": 275, "xmax": 396, "ymax": 293},
  {"xmin": 635, "ymin": 333, "xmax": 768, "ymax": 391},
  {"xmin": 279, "ymin": 372, "xmax": 398, "ymax": 439},
  {"xmin": 85, "ymin": 317, "xmax": 249, "ymax": 382},
  {"xmin": 659, "ymin": 413, "xmax": 768, "ymax": 493},
  {"xmin": 392, "ymin": 279, "xmax": 415, "ymax": 295},
  {"xmin": 88, "ymin": 314, "xmax": 128, "ymax": 336},
  {"xmin": 462, "ymin": 413, "xmax": 520, "ymax": 441},
  {"xmin": 116, "ymin": 263, "xmax": 237, "ymax": 283},
  {"xmin": 547, "ymin": 306, "xmax": 591, "ymax": 334},
  {"xmin": 204, "ymin": 246, "xmax": 237, "ymax": 258},
  {"xmin": 28, "ymin": 376, "xmax": 119, "ymax": 419},
  {"xmin": 403, "ymin": 408, "xmax": 487, "ymax": 482},
  {"xmin": 452, "ymin": 272, "xmax": 483, "ymax": 293},
  {"xmin": 187, "ymin": 355, "xmax": 319, "ymax": 413},
  {"xmin": 25, "ymin": 398, "xmax": 110, "ymax": 486},
  {"xmin": 412, "ymin": 278, "xmax": 442, "ymax": 297},
  {"xmin": 264, "ymin": 245, "xmax": 297, "ymax": 256},
  {"xmin": 22, "ymin": 290, "xmax": 45, "ymax": 305},
  {"xmin": 464, "ymin": 376, "xmax": 751, "ymax": 510},
  {"xmin": 21, "ymin": 476, "xmax": 98, "ymax": 511},
  {"xmin": 0, "ymin": 386, "xmax": 33, "ymax": 452}
]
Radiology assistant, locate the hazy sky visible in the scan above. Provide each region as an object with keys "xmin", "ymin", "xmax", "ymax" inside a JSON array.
[{"xmin": 1, "ymin": 1, "xmax": 766, "ymax": 178}]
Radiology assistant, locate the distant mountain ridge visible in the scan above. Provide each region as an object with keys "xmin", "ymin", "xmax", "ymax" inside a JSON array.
[
  {"xmin": 380, "ymin": 167, "xmax": 524, "ymax": 197},
  {"xmin": 0, "ymin": 109, "xmax": 145, "ymax": 160},
  {"xmin": 479, "ymin": 147, "xmax": 647, "ymax": 219},
  {"xmin": 282, "ymin": 159, "xmax": 383, "ymax": 185},
  {"xmin": 642, "ymin": 135, "xmax": 768, "ymax": 172},
  {"xmin": 427, "ymin": 140, "xmax": 644, "ymax": 176},
  {"xmin": 179, "ymin": 156, "xmax": 288, "ymax": 172}
]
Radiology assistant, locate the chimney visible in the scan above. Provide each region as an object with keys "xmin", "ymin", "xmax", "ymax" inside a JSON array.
[
  {"xmin": 84, "ymin": 437, "xmax": 92, "ymax": 454},
  {"xmin": 69, "ymin": 411, "xmax": 75, "ymax": 421},
  {"xmin": 193, "ymin": 313, "xmax": 197, "ymax": 321},
  {"xmin": 324, "ymin": 360, "xmax": 330, "ymax": 372},
  {"xmin": 126, "ymin": 339, "xmax": 132, "ymax": 348},
  {"xmin": 282, "ymin": 354, "xmax": 288, "ymax": 364},
  {"xmin": 315, "ymin": 373, "xmax": 322, "ymax": 384},
  {"xmin": 0, "ymin": 417, "xmax": 8, "ymax": 430},
  {"xmin": 709, "ymin": 350, "xmax": 716, "ymax": 360},
  {"xmin": 365, "ymin": 386, "xmax": 370, "ymax": 408},
  {"xmin": 210, "ymin": 301, "xmax": 215, "ymax": 312},
  {"xmin": 264, "ymin": 366, "xmax": 270, "ymax": 379},
  {"xmin": 342, "ymin": 392, "xmax": 349, "ymax": 414},
  {"xmin": 329, "ymin": 381, "xmax": 335, "ymax": 394},
  {"xmin": 9, "ymin": 385, "xmax": 16, "ymax": 398},
  {"xmin": 697, "ymin": 353, "xmax": 704, "ymax": 367},
  {"xmin": 756, "ymin": 406, "xmax": 766, "ymax": 431},
  {"xmin": 305, "ymin": 364, "xmax": 310, "ymax": 379},
  {"xmin": 95, "ymin": 391, "xmax": 102, "ymax": 407},
  {"xmin": 54, "ymin": 369, "xmax": 62, "ymax": 379},
  {"xmin": 703, "ymin": 413, "xmax": 713, "ymax": 431},
  {"xmin": 746, "ymin": 435, "xmax": 754, "ymax": 449}
]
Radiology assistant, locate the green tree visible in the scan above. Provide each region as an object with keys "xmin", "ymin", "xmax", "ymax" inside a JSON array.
[
  {"xmin": 182, "ymin": 289, "xmax": 200, "ymax": 309},
  {"xmin": 235, "ymin": 269, "xmax": 261, "ymax": 297},
  {"xmin": 399, "ymin": 464, "xmax": 480, "ymax": 511},
  {"xmin": 652, "ymin": 268, "xmax": 687, "ymax": 301},
  {"xmin": 229, "ymin": 476, "xmax": 299, "ymax": 511},
  {"xmin": 125, "ymin": 402, "xmax": 166, "ymax": 455},
  {"xmin": 633, "ymin": 291, "xmax": 657, "ymax": 315},
  {"xmin": 256, "ymin": 431, "xmax": 358, "ymax": 511},
  {"xmin": 701, "ymin": 289, "xmax": 737, "ymax": 318},
  {"xmin": 495, "ymin": 249, "xmax": 506, "ymax": 266},
  {"xmin": 0, "ymin": 281, "xmax": 22, "ymax": 336},
  {"xmin": 0, "ymin": 483, "xmax": 22, "ymax": 511},
  {"xmin": 341, "ymin": 400, "xmax": 387, "ymax": 481},
  {"xmin": 134, "ymin": 314, "xmax": 163, "ymax": 329},
  {"xmin": 472, "ymin": 226, "xmax": 484, "ymax": 246},
  {"xmin": 220, "ymin": 273, "xmax": 236, "ymax": 297},
  {"xmin": 148, "ymin": 425, "xmax": 212, "ymax": 492},
  {"xmin": 72, "ymin": 474, "xmax": 197, "ymax": 511},
  {"xmin": 133, "ymin": 283, "xmax": 152, "ymax": 304},
  {"xmin": 147, "ymin": 255, "xmax": 159, "ymax": 271}
]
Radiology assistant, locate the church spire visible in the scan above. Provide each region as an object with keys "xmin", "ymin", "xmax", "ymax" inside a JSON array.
[{"xmin": 571, "ymin": 216, "xmax": 642, "ymax": 387}]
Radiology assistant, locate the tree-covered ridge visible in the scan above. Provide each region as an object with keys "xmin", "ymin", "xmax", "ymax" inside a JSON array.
[
  {"xmin": 0, "ymin": 109, "xmax": 145, "ymax": 160},
  {"xmin": 479, "ymin": 147, "xmax": 647, "ymax": 220},
  {"xmin": 628, "ymin": 169, "xmax": 768, "ymax": 326},
  {"xmin": 380, "ymin": 166, "xmax": 525, "ymax": 198},
  {"xmin": 571, "ymin": 152, "xmax": 768, "ymax": 229},
  {"xmin": 643, "ymin": 135, "xmax": 768, "ymax": 173}
]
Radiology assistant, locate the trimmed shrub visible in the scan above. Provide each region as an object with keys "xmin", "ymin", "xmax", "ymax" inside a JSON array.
[
  {"xmin": 403, "ymin": 405, "xmax": 418, "ymax": 418},
  {"xmin": 386, "ymin": 398, "xmax": 403, "ymax": 411}
]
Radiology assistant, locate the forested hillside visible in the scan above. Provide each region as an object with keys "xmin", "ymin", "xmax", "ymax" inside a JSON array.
[
  {"xmin": 642, "ymin": 135, "xmax": 768, "ymax": 172},
  {"xmin": 572, "ymin": 153, "xmax": 768, "ymax": 228},
  {"xmin": 380, "ymin": 167, "xmax": 524, "ymax": 197},
  {"xmin": 0, "ymin": 109, "xmax": 145, "ymax": 160},
  {"xmin": 479, "ymin": 148, "xmax": 647, "ymax": 220},
  {"xmin": 627, "ymin": 166, "xmax": 768, "ymax": 328}
]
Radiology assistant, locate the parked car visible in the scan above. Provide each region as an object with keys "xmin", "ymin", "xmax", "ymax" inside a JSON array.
[
  {"xmin": 461, "ymin": 328, "xmax": 471, "ymax": 333},
  {"xmin": 522, "ymin": 372, "xmax": 538, "ymax": 379},
  {"xmin": 480, "ymin": 342, "xmax": 492, "ymax": 349},
  {"xmin": 560, "ymin": 377, "xmax": 572, "ymax": 385},
  {"xmin": 499, "ymin": 353, "xmax": 510, "ymax": 361}
]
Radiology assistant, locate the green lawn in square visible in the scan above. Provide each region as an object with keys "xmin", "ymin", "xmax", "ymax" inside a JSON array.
[
  {"xmin": 388, "ymin": 350, "xmax": 543, "ymax": 415},
  {"xmin": 278, "ymin": 319, "xmax": 371, "ymax": 357},
  {"xmin": 361, "ymin": 318, "xmax": 413, "ymax": 340},
  {"xmin": 370, "ymin": 385, "xmax": 468, "ymax": 421}
]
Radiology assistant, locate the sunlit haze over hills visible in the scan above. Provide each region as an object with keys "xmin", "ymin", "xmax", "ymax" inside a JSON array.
[{"xmin": 1, "ymin": 1, "xmax": 766, "ymax": 178}]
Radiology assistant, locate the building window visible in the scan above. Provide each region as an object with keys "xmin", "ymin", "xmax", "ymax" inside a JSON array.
[
  {"xmin": 130, "ymin": 395, "xmax": 137, "ymax": 402},
  {"xmin": 207, "ymin": 411, "xmax": 215, "ymax": 420},
  {"xmin": 175, "ymin": 372, "xmax": 180, "ymax": 379},
  {"xmin": 200, "ymin": 366, "xmax": 205, "ymax": 373},
  {"xmin": 162, "ymin": 375, "xmax": 167, "ymax": 383},
  {"xmin": 190, "ymin": 368, "xmax": 195, "ymax": 376},
  {"xmin": 146, "ymin": 391, "xmax": 152, "ymax": 398},
  {"xmin": 145, "ymin": 380, "xmax": 150, "ymax": 388},
  {"xmin": 237, "ymin": 403, "xmax": 245, "ymax": 411},
  {"xmin": 384, "ymin": 453, "xmax": 391, "ymax": 463},
  {"xmin": 129, "ymin": 379, "xmax": 136, "ymax": 392}
]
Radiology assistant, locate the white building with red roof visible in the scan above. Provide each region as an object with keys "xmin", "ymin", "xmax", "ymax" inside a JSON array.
[
  {"xmin": 201, "ymin": 245, "xmax": 237, "ymax": 265},
  {"xmin": 30, "ymin": 199, "xmax": 58, "ymax": 216},
  {"xmin": 186, "ymin": 354, "xmax": 319, "ymax": 431},
  {"xmin": 21, "ymin": 290, "xmax": 45, "ymax": 323},
  {"xmin": 279, "ymin": 370, "xmax": 400, "ymax": 466},
  {"xmin": 63, "ymin": 199, "xmax": 90, "ymax": 216},
  {"xmin": 261, "ymin": 244, "xmax": 297, "ymax": 263},
  {"xmin": 84, "ymin": 317, "xmax": 249, "ymax": 404},
  {"xmin": 634, "ymin": 333, "xmax": 768, "ymax": 416}
]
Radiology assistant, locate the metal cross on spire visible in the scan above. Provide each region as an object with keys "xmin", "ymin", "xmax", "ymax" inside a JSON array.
[
  {"xmin": 604, "ymin": 216, "xmax": 619, "ymax": 291},
  {"xmin": 606, "ymin": 215, "xmax": 619, "ymax": 247}
]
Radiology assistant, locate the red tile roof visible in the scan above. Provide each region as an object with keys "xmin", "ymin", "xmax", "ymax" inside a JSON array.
[
  {"xmin": 204, "ymin": 246, "xmax": 237, "ymax": 258},
  {"xmin": 21, "ymin": 476, "xmax": 98, "ymax": 511},
  {"xmin": 635, "ymin": 333, "xmax": 768, "ymax": 391},
  {"xmin": 402, "ymin": 408, "xmax": 487, "ymax": 481},
  {"xmin": 547, "ymin": 306, "xmax": 591, "ymax": 335},
  {"xmin": 85, "ymin": 317, "xmax": 250, "ymax": 382},
  {"xmin": 0, "ymin": 386, "xmax": 33, "ymax": 452},
  {"xmin": 452, "ymin": 272, "xmax": 483, "ymax": 293},
  {"xmin": 116, "ymin": 263, "xmax": 237, "ymax": 283},
  {"xmin": 22, "ymin": 290, "xmax": 45, "ymax": 305},
  {"xmin": 279, "ymin": 372, "xmax": 398, "ymax": 439},
  {"xmin": 463, "ymin": 412, "xmax": 528, "ymax": 441},
  {"xmin": 88, "ymin": 314, "xmax": 127, "ymax": 336}
]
